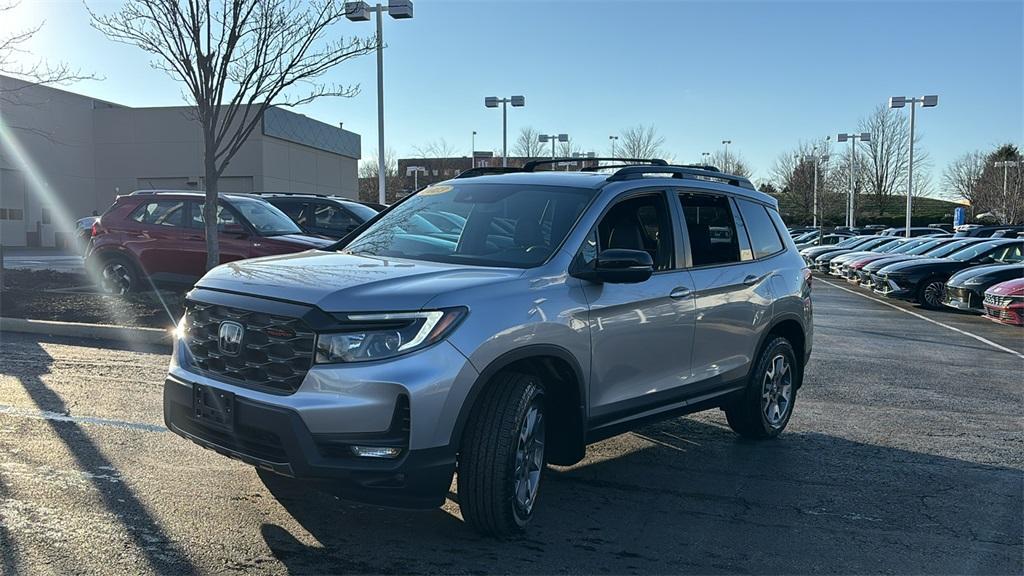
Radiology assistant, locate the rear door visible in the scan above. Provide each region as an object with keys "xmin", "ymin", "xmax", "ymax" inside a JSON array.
[
  {"xmin": 121, "ymin": 199, "xmax": 188, "ymax": 281},
  {"xmin": 308, "ymin": 200, "xmax": 363, "ymax": 238},
  {"xmin": 679, "ymin": 192, "xmax": 774, "ymax": 393},
  {"xmin": 179, "ymin": 201, "xmax": 253, "ymax": 278}
]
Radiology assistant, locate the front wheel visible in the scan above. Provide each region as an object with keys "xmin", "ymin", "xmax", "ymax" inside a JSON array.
[
  {"xmin": 457, "ymin": 372, "xmax": 546, "ymax": 538},
  {"xmin": 98, "ymin": 256, "xmax": 140, "ymax": 295},
  {"xmin": 724, "ymin": 337, "xmax": 799, "ymax": 439},
  {"xmin": 917, "ymin": 278, "xmax": 946, "ymax": 309}
]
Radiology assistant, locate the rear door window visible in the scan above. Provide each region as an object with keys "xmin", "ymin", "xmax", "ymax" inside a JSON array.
[
  {"xmin": 312, "ymin": 203, "xmax": 361, "ymax": 233},
  {"xmin": 129, "ymin": 200, "xmax": 185, "ymax": 227},
  {"xmin": 678, "ymin": 193, "xmax": 749, "ymax": 266}
]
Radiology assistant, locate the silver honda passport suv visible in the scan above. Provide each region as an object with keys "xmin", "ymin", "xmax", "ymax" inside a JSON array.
[{"xmin": 164, "ymin": 159, "xmax": 813, "ymax": 537}]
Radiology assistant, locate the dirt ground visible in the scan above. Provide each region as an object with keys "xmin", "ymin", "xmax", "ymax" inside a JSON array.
[{"xmin": 0, "ymin": 269, "xmax": 184, "ymax": 328}]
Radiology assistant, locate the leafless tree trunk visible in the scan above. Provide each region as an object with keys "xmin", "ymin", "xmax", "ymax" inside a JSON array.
[
  {"xmin": 513, "ymin": 126, "xmax": 547, "ymax": 158},
  {"xmin": 616, "ymin": 124, "xmax": 666, "ymax": 160},
  {"xmin": 708, "ymin": 149, "xmax": 752, "ymax": 177},
  {"xmin": 858, "ymin": 104, "xmax": 929, "ymax": 217},
  {"xmin": 89, "ymin": 0, "xmax": 376, "ymax": 270}
]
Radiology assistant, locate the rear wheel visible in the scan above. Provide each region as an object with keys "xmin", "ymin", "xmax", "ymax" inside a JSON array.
[
  {"xmin": 458, "ymin": 372, "xmax": 546, "ymax": 538},
  {"xmin": 917, "ymin": 278, "xmax": 946, "ymax": 309},
  {"xmin": 98, "ymin": 256, "xmax": 140, "ymax": 295},
  {"xmin": 724, "ymin": 337, "xmax": 799, "ymax": 439}
]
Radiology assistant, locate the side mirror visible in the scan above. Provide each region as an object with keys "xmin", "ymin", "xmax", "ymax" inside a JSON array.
[{"xmin": 577, "ymin": 249, "xmax": 654, "ymax": 284}]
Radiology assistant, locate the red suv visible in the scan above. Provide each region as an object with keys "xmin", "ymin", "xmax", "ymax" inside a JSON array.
[{"xmin": 86, "ymin": 191, "xmax": 333, "ymax": 294}]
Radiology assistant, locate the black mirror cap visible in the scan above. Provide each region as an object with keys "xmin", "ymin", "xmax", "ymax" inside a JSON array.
[{"xmin": 574, "ymin": 249, "xmax": 654, "ymax": 284}]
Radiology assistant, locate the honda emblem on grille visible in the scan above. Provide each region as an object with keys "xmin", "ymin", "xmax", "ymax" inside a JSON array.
[{"xmin": 218, "ymin": 321, "xmax": 244, "ymax": 356}]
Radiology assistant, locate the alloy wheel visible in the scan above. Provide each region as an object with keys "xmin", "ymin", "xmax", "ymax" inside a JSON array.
[
  {"xmin": 761, "ymin": 354, "xmax": 793, "ymax": 428},
  {"xmin": 513, "ymin": 401, "xmax": 545, "ymax": 517},
  {"xmin": 101, "ymin": 262, "xmax": 132, "ymax": 295},
  {"xmin": 923, "ymin": 281, "xmax": 945, "ymax": 308}
]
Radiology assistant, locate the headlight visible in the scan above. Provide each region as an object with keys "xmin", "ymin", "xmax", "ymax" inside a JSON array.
[
  {"xmin": 315, "ymin": 308, "xmax": 466, "ymax": 364},
  {"xmin": 963, "ymin": 277, "xmax": 986, "ymax": 286}
]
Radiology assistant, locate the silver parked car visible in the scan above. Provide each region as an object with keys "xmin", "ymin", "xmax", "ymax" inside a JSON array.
[{"xmin": 164, "ymin": 160, "xmax": 814, "ymax": 537}]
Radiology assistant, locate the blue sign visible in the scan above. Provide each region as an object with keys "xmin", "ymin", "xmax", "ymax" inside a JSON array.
[{"xmin": 953, "ymin": 206, "xmax": 966, "ymax": 227}]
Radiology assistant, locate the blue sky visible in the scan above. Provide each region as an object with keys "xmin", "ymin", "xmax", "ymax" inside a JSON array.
[{"xmin": 7, "ymin": 0, "xmax": 1023, "ymax": 186}]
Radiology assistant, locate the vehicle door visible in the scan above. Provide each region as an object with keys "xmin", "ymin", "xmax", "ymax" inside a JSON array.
[
  {"xmin": 580, "ymin": 190, "xmax": 697, "ymax": 425},
  {"xmin": 679, "ymin": 192, "xmax": 775, "ymax": 393},
  {"xmin": 180, "ymin": 201, "xmax": 253, "ymax": 279},
  {"xmin": 121, "ymin": 199, "xmax": 188, "ymax": 281},
  {"xmin": 271, "ymin": 199, "xmax": 310, "ymax": 233}
]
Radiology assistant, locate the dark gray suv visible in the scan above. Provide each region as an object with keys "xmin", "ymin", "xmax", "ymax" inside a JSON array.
[{"xmin": 164, "ymin": 160, "xmax": 813, "ymax": 537}]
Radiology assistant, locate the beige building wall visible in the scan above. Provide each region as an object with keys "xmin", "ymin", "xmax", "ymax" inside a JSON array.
[{"xmin": 0, "ymin": 75, "xmax": 360, "ymax": 247}]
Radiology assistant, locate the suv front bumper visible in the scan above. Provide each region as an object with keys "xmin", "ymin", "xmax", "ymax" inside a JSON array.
[{"xmin": 164, "ymin": 373, "xmax": 455, "ymax": 509}]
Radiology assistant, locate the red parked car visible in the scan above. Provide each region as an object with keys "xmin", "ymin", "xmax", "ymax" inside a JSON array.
[
  {"xmin": 982, "ymin": 278, "xmax": 1024, "ymax": 326},
  {"xmin": 86, "ymin": 191, "xmax": 333, "ymax": 294}
]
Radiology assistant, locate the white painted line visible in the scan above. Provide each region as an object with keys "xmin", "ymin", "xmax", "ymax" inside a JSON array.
[
  {"xmin": 818, "ymin": 278, "xmax": 1024, "ymax": 361},
  {"xmin": 0, "ymin": 404, "xmax": 167, "ymax": 433}
]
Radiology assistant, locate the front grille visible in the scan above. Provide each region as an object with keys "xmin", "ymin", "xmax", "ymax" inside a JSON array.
[{"xmin": 185, "ymin": 301, "xmax": 315, "ymax": 394}]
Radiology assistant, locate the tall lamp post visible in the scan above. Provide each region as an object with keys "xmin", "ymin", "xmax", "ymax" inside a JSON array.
[
  {"xmin": 539, "ymin": 133, "xmax": 569, "ymax": 160},
  {"xmin": 406, "ymin": 165, "xmax": 427, "ymax": 190},
  {"xmin": 609, "ymin": 135, "xmax": 619, "ymax": 157},
  {"xmin": 802, "ymin": 147, "xmax": 830, "ymax": 228},
  {"xmin": 471, "ymin": 131, "xmax": 477, "ymax": 168},
  {"xmin": 485, "ymin": 95, "xmax": 525, "ymax": 167},
  {"xmin": 702, "ymin": 152, "xmax": 711, "ymax": 166},
  {"xmin": 837, "ymin": 132, "xmax": 871, "ymax": 228},
  {"xmin": 889, "ymin": 95, "xmax": 938, "ymax": 237},
  {"xmin": 721, "ymin": 139, "xmax": 732, "ymax": 170},
  {"xmin": 345, "ymin": 0, "xmax": 415, "ymax": 206},
  {"xmin": 994, "ymin": 159, "xmax": 1020, "ymax": 221}
]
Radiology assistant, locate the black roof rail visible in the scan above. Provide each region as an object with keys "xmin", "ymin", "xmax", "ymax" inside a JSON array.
[
  {"xmin": 454, "ymin": 166, "xmax": 524, "ymax": 179},
  {"xmin": 521, "ymin": 157, "xmax": 666, "ymax": 171},
  {"xmin": 607, "ymin": 165, "xmax": 755, "ymax": 190}
]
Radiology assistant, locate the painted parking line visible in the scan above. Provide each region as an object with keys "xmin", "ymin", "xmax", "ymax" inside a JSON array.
[
  {"xmin": 0, "ymin": 403, "xmax": 167, "ymax": 433},
  {"xmin": 818, "ymin": 278, "xmax": 1024, "ymax": 361}
]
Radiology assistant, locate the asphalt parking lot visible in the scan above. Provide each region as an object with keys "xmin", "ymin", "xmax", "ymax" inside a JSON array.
[{"xmin": 0, "ymin": 279, "xmax": 1021, "ymax": 575}]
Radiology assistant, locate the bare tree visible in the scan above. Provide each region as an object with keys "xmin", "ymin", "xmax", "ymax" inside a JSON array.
[
  {"xmin": 359, "ymin": 147, "xmax": 400, "ymax": 202},
  {"xmin": 0, "ymin": 1, "xmax": 96, "ymax": 101},
  {"xmin": 970, "ymin": 144, "xmax": 1024, "ymax": 224},
  {"xmin": 857, "ymin": 104, "xmax": 930, "ymax": 217},
  {"xmin": 616, "ymin": 124, "xmax": 666, "ymax": 159},
  {"xmin": 770, "ymin": 140, "xmax": 847, "ymax": 225},
  {"xmin": 513, "ymin": 126, "xmax": 547, "ymax": 158},
  {"xmin": 89, "ymin": 0, "xmax": 376, "ymax": 270},
  {"xmin": 707, "ymin": 149, "xmax": 752, "ymax": 177},
  {"xmin": 943, "ymin": 151, "xmax": 987, "ymax": 207}
]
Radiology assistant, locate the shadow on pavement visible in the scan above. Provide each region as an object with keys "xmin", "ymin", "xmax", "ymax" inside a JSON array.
[
  {"xmin": 0, "ymin": 339, "xmax": 195, "ymax": 573},
  {"xmin": 256, "ymin": 416, "xmax": 1022, "ymax": 575}
]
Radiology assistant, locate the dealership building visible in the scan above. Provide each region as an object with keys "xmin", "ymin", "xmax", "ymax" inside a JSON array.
[{"xmin": 0, "ymin": 74, "xmax": 361, "ymax": 247}]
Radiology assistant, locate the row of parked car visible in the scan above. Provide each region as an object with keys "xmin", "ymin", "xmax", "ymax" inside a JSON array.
[
  {"xmin": 790, "ymin": 229, "xmax": 1024, "ymax": 326},
  {"xmin": 82, "ymin": 191, "xmax": 386, "ymax": 294}
]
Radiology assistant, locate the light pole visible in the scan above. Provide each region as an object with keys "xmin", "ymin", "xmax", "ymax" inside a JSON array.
[
  {"xmin": 837, "ymin": 132, "xmax": 871, "ymax": 228},
  {"xmin": 538, "ymin": 133, "xmax": 569, "ymax": 160},
  {"xmin": 702, "ymin": 152, "xmax": 711, "ymax": 166},
  {"xmin": 802, "ymin": 147, "xmax": 830, "ymax": 228},
  {"xmin": 485, "ymin": 95, "xmax": 525, "ymax": 167},
  {"xmin": 721, "ymin": 139, "xmax": 732, "ymax": 171},
  {"xmin": 345, "ymin": 1, "xmax": 414, "ymax": 206},
  {"xmin": 994, "ymin": 159, "xmax": 1021, "ymax": 221},
  {"xmin": 471, "ymin": 131, "xmax": 476, "ymax": 168},
  {"xmin": 889, "ymin": 95, "xmax": 938, "ymax": 237},
  {"xmin": 406, "ymin": 165, "xmax": 427, "ymax": 190},
  {"xmin": 573, "ymin": 151, "xmax": 596, "ymax": 171},
  {"xmin": 609, "ymin": 135, "xmax": 619, "ymax": 157}
]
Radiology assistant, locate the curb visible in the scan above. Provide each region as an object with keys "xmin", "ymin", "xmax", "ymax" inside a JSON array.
[{"xmin": 0, "ymin": 317, "xmax": 172, "ymax": 345}]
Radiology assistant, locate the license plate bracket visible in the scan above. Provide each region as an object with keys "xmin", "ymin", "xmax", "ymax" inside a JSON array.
[{"xmin": 193, "ymin": 384, "xmax": 235, "ymax": 431}]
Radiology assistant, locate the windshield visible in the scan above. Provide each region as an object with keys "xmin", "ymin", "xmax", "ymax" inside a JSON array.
[
  {"xmin": 929, "ymin": 240, "xmax": 981, "ymax": 258},
  {"xmin": 343, "ymin": 183, "xmax": 592, "ymax": 268},
  {"xmin": 878, "ymin": 239, "xmax": 912, "ymax": 253},
  {"xmin": 951, "ymin": 241, "xmax": 1017, "ymax": 262},
  {"xmin": 887, "ymin": 239, "xmax": 927, "ymax": 254},
  {"xmin": 908, "ymin": 239, "xmax": 948, "ymax": 254},
  {"xmin": 232, "ymin": 198, "xmax": 303, "ymax": 236},
  {"xmin": 835, "ymin": 236, "xmax": 870, "ymax": 248},
  {"xmin": 341, "ymin": 201, "xmax": 379, "ymax": 221},
  {"xmin": 858, "ymin": 237, "xmax": 894, "ymax": 251}
]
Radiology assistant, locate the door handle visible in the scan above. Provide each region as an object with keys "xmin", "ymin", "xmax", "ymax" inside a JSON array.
[
  {"xmin": 743, "ymin": 274, "xmax": 760, "ymax": 286},
  {"xmin": 669, "ymin": 286, "xmax": 691, "ymax": 299}
]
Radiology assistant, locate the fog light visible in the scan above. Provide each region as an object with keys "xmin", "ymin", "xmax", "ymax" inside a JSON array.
[{"xmin": 351, "ymin": 446, "xmax": 402, "ymax": 458}]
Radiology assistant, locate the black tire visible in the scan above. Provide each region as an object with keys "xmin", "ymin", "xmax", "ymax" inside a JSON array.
[
  {"xmin": 97, "ymin": 255, "xmax": 141, "ymax": 295},
  {"xmin": 917, "ymin": 277, "xmax": 946, "ymax": 309},
  {"xmin": 457, "ymin": 372, "xmax": 546, "ymax": 538},
  {"xmin": 724, "ymin": 337, "xmax": 799, "ymax": 439}
]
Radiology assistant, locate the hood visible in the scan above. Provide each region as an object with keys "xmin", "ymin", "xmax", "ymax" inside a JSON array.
[
  {"xmin": 987, "ymin": 278, "xmax": 1024, "ymax": 296},
  {"xmin": 878, "ymin": 257, "xmax": 963, "ymax": 274},
  {"xmin": 948, "ymin": 264, "xmax": 1024, "ymax": 287},
  {"xmin": 263, "ymin": 233, "xmax": 335, "ymax": 249},
  {"xmin": 863, "ymin": 254, "xmax": 921, "ymax": 271},
  {"xmin": 196, "ymin": 251, "xmax": 525, "ymax": 312}
]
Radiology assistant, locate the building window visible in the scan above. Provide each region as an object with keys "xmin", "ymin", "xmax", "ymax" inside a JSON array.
[
  {"xmin": 8, "ymin": 209, "xmax": 22, "ymax": 220},
  {"xmin": 0, "ymin": 209, "xmax": 7, "ymax": 220}
]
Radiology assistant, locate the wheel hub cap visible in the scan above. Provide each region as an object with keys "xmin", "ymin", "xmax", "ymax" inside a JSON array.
[
  {"xmin": 761, "ymin": 354, "xmax": 793, "ymax": 428},
  {"xmin": 513, "ymin": 403, "xmax": 545, "ymax": 515}
]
